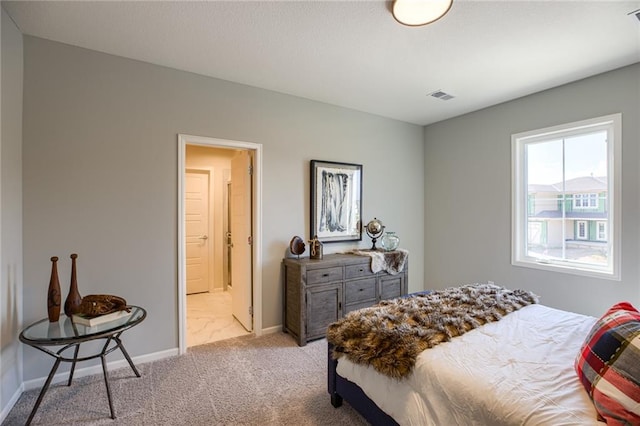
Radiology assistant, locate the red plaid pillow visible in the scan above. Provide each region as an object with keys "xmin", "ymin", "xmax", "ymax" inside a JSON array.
[{"xmin": 575, "ymin": 302, "xmax": 640, "ymax": 425}]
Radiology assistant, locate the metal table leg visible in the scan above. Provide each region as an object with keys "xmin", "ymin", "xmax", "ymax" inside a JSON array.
[
  {"xmin": 67, "ymin": 344, "xmax": 80, "ymax": 386},
  {"xmin": 25, "ymin": 358, "xmax": 61, "ymax": 426},
  {"xmin": 100, "ymin": 337, "xmax": 116, "ymax": 419},
  {"xmin": 114, "ymin": 335, "xmax": 141, "ymax": 377},
  {"xmin": 100, "ymin": 354, "xmax": 116, "ymax": 419}
]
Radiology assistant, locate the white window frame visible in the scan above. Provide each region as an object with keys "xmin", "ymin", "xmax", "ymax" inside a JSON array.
[{"xmin": 511, "ymin": 113, "xmax": 621, "ymax": 280}]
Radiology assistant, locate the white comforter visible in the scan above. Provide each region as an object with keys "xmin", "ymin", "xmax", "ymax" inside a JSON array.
[{"xmin": 336, "ymin": 304, "xmax": 603, "ymax": 425}]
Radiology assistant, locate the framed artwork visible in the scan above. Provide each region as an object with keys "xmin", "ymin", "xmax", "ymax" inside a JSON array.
[{"xmin": 310, "ymin": 160, "xmax": 362, "ymax": 243}]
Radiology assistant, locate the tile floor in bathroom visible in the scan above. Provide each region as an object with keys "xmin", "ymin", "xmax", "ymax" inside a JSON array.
[{"xmin": 186, "ymin": 291, "xmax": 250, "ymax": 347}]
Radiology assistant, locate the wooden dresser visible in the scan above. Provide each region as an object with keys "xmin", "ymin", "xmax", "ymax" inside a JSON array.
[{"xmin": 282, "ymin": 253, "xmax": 408, "ymax": 346}]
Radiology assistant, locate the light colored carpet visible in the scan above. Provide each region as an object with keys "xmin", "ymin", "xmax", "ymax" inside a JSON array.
[{"xmin": 2, "ymin": 333, "xmax": 368, "ymax": 425}]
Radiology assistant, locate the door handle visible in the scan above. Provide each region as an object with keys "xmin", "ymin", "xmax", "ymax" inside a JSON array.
[{"xmin": 198, "ymin": 235, "xmax": 208, "ymax": 240}]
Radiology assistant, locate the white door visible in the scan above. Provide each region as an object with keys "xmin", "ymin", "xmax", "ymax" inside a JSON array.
[
  {"xmin": 231, "ymin": 150, "xmax": 253, "ymax": 331},
  {"xmin": 185, "ymin": 171, "xmax": 211, "ymax": 294}
]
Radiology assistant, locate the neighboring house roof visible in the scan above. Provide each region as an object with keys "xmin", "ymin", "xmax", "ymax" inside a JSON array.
[
  {"xmin": 533, "ymin": 210, "xmax": 608, "ymax": 220},
  {"xmin": 528, "ymin": 183, "xmax": 556, "ymax": 192},
  {"xmin": 529, "ymin": 176, "xmax": 607, "ymax": 193}
]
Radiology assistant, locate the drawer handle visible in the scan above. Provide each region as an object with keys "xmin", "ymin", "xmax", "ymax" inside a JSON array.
[
  {"xmin": 359, "ymin": 288, "xmax": 364, "ymax": 292},
  {"xmin": 322, "ymin": 273, "xmax": 329, "ymax": 277},
  {"xmin": 359, "ymin": 268, "xmax": 364, "ymax": 272}
]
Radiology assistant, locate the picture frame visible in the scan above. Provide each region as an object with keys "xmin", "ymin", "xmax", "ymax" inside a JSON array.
[{"xmin": 310, "ymin": 160, "xmax": 362, "ymax": 243}]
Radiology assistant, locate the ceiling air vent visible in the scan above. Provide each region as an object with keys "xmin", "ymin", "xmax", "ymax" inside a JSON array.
[{"xmin": 428, "ymin": 90, "xmax": 455, "ymax": 101}]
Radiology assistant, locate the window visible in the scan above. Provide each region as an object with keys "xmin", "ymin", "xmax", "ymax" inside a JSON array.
[
  {"xmin": 573, "ymin": 193, "xmax": 598, "ymax": 209},
  {"xmin": 597, "ymin": 221, "xmax": 607, "ymax": 241},
  {"xmin": 512, "ymin": 114, "xmax": 621, "ymax": 280}
]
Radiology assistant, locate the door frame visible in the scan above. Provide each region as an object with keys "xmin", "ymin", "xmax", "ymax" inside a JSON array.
[{"xmin": 177, "ymin": 134, "xmax": 263, "ymax": 354}]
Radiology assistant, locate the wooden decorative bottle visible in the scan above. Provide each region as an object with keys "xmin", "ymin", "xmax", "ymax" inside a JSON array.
[
  {"xmin": 64, "ymin": 253, "xmax": 82, "ymax": 316},
  {"xmin": 47, "ymin": 256, "xmax": 61, "ymax": 322}
]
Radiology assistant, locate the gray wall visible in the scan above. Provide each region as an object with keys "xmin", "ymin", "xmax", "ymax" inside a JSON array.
[
  {"xmin": 21, "ymin": 37, "xmax": 425, "ymax": 381},
  {"xmin": 424, "ymin": 63, "xmax": 640, "ymax": 317},
  {"xmin": 1, "ymin": 7, "xmax": 24, "ymax": 416}
]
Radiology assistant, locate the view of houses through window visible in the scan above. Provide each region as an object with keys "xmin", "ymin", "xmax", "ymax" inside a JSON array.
[
  {"xmin": 526, "ymin": 130, "xmax": 608, "ymax": 266},
  {"xmin": 512, "ymin": 114, "xmax": 620, "ymax": 279}
]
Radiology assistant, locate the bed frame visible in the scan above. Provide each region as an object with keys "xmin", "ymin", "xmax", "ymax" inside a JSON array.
[
  {"xmin": 327, "ymin": 343, "xmax": 398, "ymax": 426},
  {"xmin": 327, "ymin": 291, "xmax": 434, "ymax": 425}
]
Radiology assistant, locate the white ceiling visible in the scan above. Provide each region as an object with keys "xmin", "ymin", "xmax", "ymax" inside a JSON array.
[{"xmin": 3, "ymin": 0, "xmax": 640, "ymax": 125}]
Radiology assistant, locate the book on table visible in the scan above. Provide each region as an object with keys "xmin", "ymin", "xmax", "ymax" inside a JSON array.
[{"xmin": 72, "ymin": 310, "xmax": 132, "ymax": 327}]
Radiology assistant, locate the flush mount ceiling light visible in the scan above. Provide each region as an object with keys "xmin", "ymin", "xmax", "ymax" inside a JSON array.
[{"xmin": 392, "ymin": 0, "xmax": 453, "ymax": 26}]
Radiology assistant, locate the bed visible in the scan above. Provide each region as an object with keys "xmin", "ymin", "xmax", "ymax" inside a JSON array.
[{"xmin": 327, "ymin": 284, "xmax": 640, "ymax": 426}]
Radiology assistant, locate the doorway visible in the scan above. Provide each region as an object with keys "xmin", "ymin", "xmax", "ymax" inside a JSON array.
[{"xmin": 178, "ymin": 135, "xmax": 263, "ymax": 354}]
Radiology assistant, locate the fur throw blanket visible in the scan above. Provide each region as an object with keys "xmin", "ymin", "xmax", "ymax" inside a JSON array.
[
  {"xmin": 327, "ymin": 284, "xmax": 538, "ymax": 379},
  {"xmin": 349, "ymin": 249, "xmax": 408, "ymax": 275}
]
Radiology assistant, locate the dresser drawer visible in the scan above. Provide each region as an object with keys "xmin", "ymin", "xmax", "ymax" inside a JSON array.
[
  {"xmin": 345, "ymin": 263, "xmax": 374, "ymax": 279},
  {"xmin": 306, "ymin": 266, "xmax": 343, "ymax": 285},
  {"xmin": 345, "ymin": 300, "xmax": 375, "ymax": 314},
  {"xmin": 345, "ymin": 278, "xmax": 376, "ymax": 304},
  {"xmin": 380, "ymin": 275, "xmax": 404, "ymax": 300}
]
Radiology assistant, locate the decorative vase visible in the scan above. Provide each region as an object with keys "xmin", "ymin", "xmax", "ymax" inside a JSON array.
[
  {"xmin": 380, "ymin": 232, "xmax": 400, "ymax": 252},
  {"xmin": 64, "ymin": 253, "xmax": 82, "ymax": 317},
  {"xmin": 47, "ymin": 256, "xmax": 61, "ymax": 322},
  {"xmin": 309, "ymin": 235, "xmax": 324, "ymax": 260}
]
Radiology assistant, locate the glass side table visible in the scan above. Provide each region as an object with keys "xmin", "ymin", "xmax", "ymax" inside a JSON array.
[{"xmin": 19, "ymin": 306, "xmax": 146, "ymax": 425}]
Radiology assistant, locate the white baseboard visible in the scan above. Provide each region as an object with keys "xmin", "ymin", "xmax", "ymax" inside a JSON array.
[
  {"xmin": 22, "ymin": 347, "xmax": 179, "ymax": 391},
  {"xmin": 261, "ymin": 325, "xmax": 282, "ymax": 335},
  {"xmin": 0, "ymin": 383, "xmax": 25, "ymax": 424}
]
